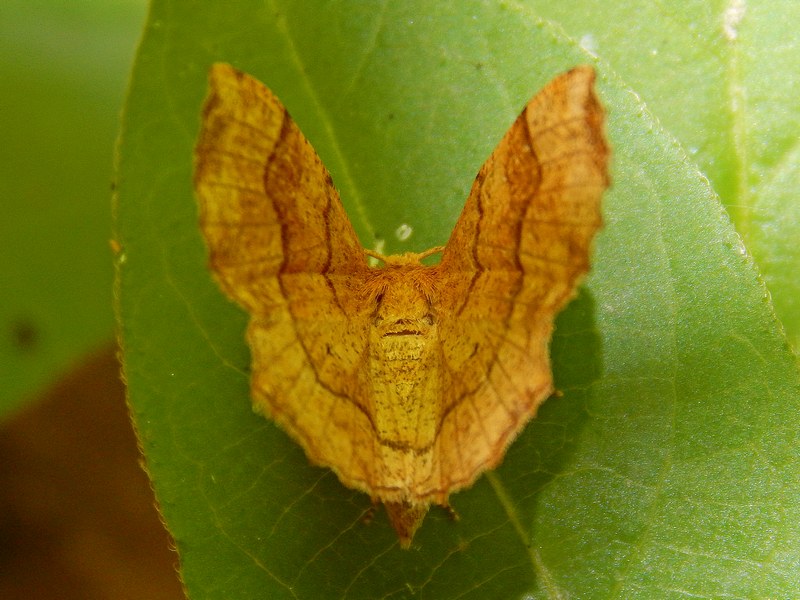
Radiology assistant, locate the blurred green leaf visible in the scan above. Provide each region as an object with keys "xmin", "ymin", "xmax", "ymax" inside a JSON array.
[
  {"xmin": 0, "ymin": 0, "xmax": 146, "ymax": 416},
  {"xmin": 116, "ymin": 1, "xmax": 800, "ymax": 598}
]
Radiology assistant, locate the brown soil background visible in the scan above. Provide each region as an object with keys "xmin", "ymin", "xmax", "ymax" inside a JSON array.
[{"xmin": 0, "ymin": 344, "xmax": 184, "ymax": 599}]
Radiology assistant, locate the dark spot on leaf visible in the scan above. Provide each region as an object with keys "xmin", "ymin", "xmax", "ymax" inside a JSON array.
[{"xmin": 10, "ymin": 318, "xmax": 39, "ymax": 353}]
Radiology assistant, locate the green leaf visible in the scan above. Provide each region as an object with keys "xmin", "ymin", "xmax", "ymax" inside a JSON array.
[
  {"xmin": 115, "ymin": 1, "xmax": 800, "ymax": 597},
  {"xmin": 521, "ymin": 0, "xmax": 800, "ymax": 348},
  {"xmin": 0, "ymin": 0, "xmax": 146, "ymax": 416}
]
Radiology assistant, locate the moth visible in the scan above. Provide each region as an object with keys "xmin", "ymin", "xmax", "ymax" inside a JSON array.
[{"xmin": 194, "ymin": 62, "xmax": 608, "ymax": 547}]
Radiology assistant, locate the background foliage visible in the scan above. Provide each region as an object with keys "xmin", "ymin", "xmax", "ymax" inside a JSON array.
[{"xmin": 0, "ymin": 0, "xmax": 146, "ymax": 415}]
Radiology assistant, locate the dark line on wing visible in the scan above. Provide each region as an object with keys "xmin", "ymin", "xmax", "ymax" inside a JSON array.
[
  {"xmin": 321, "ymin": 178, "xmax": 351, "ymax": 317},
  {"xmin": 382, "ymin": 330, "xmax": 423, "ymax": 337},
  {"xmin": 429, "ymin": 106, "xmax": 546, "ymax": 446},
  {"xmin": 455, "ymin": 171, "xmax": 486, "ymax": 318}
]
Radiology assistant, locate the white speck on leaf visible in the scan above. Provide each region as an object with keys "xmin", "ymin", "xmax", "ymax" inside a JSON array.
[
  {"xmin": 724, "ymin": 0, "xmax": 746, "ymax": 41},
  {"xmin": 579, "ymin": 34, "xmax": 598, "ymax": 57},
  {"xmin": 395, "ymin": 223, "xmax": 413, "ymax": 241}
]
